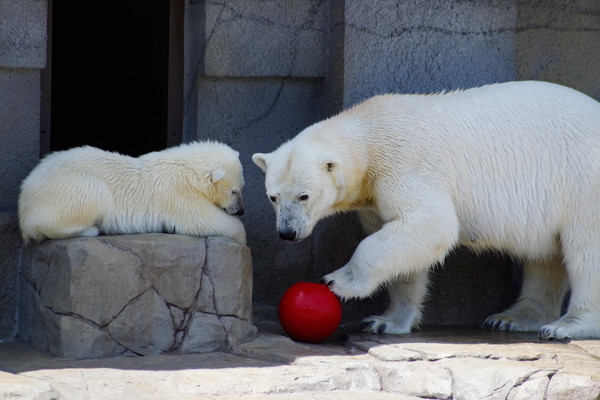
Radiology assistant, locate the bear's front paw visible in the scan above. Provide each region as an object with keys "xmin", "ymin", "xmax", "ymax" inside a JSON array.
[
  {"xmin": 359, "ymin": 315, "xmax": 412, "ymax": 335},
  {"xmin": 322, "ymin": 266, "xmax": 376, "ymax": 300}
]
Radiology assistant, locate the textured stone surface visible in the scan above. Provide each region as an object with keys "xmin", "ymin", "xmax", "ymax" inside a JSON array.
[
  {"xmin": 203, "ymin": 0, "xmax": 328, "ymax": 77},
  {"xmin": 0, "ymin": 0, "xmax": 46, "ymax": 68},
  {"xmin": 18, "ymin": 234, "xmax": 257, "ymax": 358},
  {"xmin": 343, "ymin": 0, "xmax": 517, "ymax": 106},
  {"xmin": 516, "ymin": 1, "xmax": 600, "ymax": 98},
  {"xmin": 108, "ymin": 289, "xmax": 175, "ymax": 356},
  {"xmin": 1, "ymin": 328, "xmax": 599, "ymax": 399},
  {"xmin": 0, "ymin": 67, "xmax": 41, "ymax": 340}
]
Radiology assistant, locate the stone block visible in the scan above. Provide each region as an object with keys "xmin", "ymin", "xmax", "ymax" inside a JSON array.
[
  {"xmin": 107, "ymin": 289, "xmax": 175, "ymax": 355},
  {"xmin": 0, "ymin": 68, "xmax": 40, "ymax": 340},
  {"xmin": 0, "ymin": 68, "xmax": 41, "ymax": 210},
  {"xmin": 0, "ymin": 0, "xmax": 47, "ymax": 68},
  {"xmin": 516, "ymin": 0, "xmax": 600, "ymax": 99},
  {"xmin": 18, "ymin": 234, "xmax": 257, "ymax": 358},
  {"xmin": 203, "ymin": 0, "xmax": 328, "ymax": 77},
  {"xmin": 343, "ymin": 0, "xmax": 517, "ymax": 106}
]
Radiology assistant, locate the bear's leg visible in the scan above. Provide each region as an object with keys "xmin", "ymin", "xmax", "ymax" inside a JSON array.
[
  {"xmin": 25, "ymin": 207, "xmax": 101, "ymax": 240},
  {"xmin": 357, "ymin": 209, "xmax": 384, "ymax": 235},
  {"xmin": 44, "ymin": 226, "xmax": 101, "ymax": 239},
  {"xmin": 29, "ymin": 178, "xmax": 110, "ymax": 240},
  {"xmin": 483, "ymin": 255, "xmax": 568, "ymax": 332},
  {"xmin": 323, "ymin": 196, "xmax": 459, "ymax": 300},
  {"xmin": 538, "ymin": 229, "xmax": 600, "ymax": 339},
  {"xmin": 359, "ymin": 271, "xmax": 429, "ymax": 334}
]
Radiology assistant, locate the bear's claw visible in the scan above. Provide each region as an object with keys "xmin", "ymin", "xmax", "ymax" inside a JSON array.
[
  {"xmin": 359, "ymin": 320, "xmax": 374, "ymax": 332},
  {"xmin": 359, "ymin": 318, "xmax": 389, "ymax": 334},
  {"xmin": 482, "ymin": 317, "xmax": 505, "ymax": 331},
  {"xmin": 319, "ymin": 278, "xmax": 335, "ymax": 287}
]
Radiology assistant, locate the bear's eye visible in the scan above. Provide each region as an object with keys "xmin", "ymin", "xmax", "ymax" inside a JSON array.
[
  {"xmin": 299, "ymin": 194, "xmax": 309, "ymax": 201},
  {"xmin": 269, "ymin": 196, "xmax": 277, "ymax": 202},
  {"xmin": 231, "ymin": 189, "xmax": 239, "ymax": 195}
]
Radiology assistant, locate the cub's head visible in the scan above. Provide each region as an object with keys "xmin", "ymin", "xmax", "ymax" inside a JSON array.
[
  {"xmin": 252, "ymin": 142, "xmax": 345, "ymax": 242},
  {"xmin": 186, "ymin": 141, "xmax": 245, "ymax": 216},
  {"xmin": 206, "ymin": 164, "xmax": 245, "ymax": 216}
]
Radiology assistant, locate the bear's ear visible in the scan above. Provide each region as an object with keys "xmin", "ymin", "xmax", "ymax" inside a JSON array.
[
  {"xmin": 324, "ymin": 159, "xmax": 346, "ymax": 201},
  {"xmin": 207, "ymin": 169, "xmax": 226, "ymax": 184},
  {"xmin": 252, "ymin": 153, "xmax": 270, "ymax": 173}
]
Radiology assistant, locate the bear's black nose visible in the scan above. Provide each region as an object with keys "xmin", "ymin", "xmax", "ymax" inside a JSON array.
[
  {"xmin": 279, "ymin": 227, "xmax": 297, "ymax": 241},
  {"xmin": 234, "ymin": 208, "xmax": 244, "ymax": 216}
]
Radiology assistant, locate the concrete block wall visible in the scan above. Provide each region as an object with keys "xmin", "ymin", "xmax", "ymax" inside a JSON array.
[
  {"xmin": 342, "ymin": 1, "xmax": 517, "ymax": 104},
  {"xmin": 0, "ymin": 0, "xmax": 46, "ymax": 340},
  {"xmin": 516, "ymin": 1, "xmax": 600, "ymax": 97}
]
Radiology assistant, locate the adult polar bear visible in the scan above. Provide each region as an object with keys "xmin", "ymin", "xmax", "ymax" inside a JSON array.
[
  {"xmin": 19, "ymin": 141, "xmax": 246, "ymax": 245},
  {"xmin": 253, "ymin": 80, "xmax": 600, "ymax": 340}
]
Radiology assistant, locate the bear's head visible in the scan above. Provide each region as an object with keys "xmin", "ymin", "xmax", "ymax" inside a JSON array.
[
  {"xmin": 252, "ymin": 141, "xmax": 345, "ymax": 242},
  {"xmin": 206, "ymin": 165, "xmax": 245, "ymax": 216},
  {"xmin": 185, "ymin": 142, "xmax": 245, "ymax": 216}
]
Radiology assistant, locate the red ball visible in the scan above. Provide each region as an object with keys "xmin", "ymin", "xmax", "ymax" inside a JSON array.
[{"xmin": 278, "ymin": 282, "xmax": 342, "ymax": 343}]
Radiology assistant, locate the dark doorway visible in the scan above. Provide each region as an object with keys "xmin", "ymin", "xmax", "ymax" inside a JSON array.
[{"xmin": 42, "ymin": 1, "xmax": 183, "ymax": 157}]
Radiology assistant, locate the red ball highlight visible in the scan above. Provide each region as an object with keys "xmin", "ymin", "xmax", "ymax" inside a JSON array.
[{"xmin": 278, "ymin": 282, "xmax": 342, "ymax": 343}]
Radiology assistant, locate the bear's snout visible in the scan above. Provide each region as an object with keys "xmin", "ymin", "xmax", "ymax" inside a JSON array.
[
  {"xmin": 279, "ymin": 227, "xmax": 297, "ymax": 241},
  {"xmin": 224, "ymin": 206, "xmax": 244, "ymax": 216},
  {"xmin": 224, "ymin": 198, "xmax": 244, "ymax": 216}
]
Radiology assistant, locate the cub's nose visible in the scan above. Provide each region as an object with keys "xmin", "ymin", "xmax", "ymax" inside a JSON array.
[
  {"xmin": 278, "ymin": 227, "xmax": 297, "ymax": 241},
  {"xmin": 234, "ymin": 208, "xmax": 244, "ymax": 216}
]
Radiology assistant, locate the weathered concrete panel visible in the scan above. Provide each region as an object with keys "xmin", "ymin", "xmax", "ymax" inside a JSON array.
[
  {"xmin": 0, "ymin": 0, "xmax": 46, "ymax": 68},
  {"xmin": 203, "ymin": 0, "xmax": 328, "ymax": 77},
  {"xmin": 0, "ymin": 68, "xmax": 40, "ymax": 209},
  {"xmin": 0, "ymin": 67, "xmax": 40, "ymax": 340},
  {"xmin": 343, "ymin": 0, "xmax": 517, "ymax": 106},
  {"xmin": 516, "ymin": 0, "xmax": 600, "ymax": 99}
]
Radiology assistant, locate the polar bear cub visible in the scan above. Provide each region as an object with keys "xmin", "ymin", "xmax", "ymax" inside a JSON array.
[
  {"xmin": 253, "ymin": 80, "xmax": 600, "ymax": 340},
  {"xmin": 19, "ymin": 141, "xmax": 246, "ymax": 245}
]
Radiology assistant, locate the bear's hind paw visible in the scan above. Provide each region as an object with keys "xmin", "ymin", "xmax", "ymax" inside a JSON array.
[
  {"xmin": 482, "ymin": 311, "xmax": 544, "ymax": 333},
  {"xmin": 539, "ymin": 314, "xmax": 600, "ymax": 340}
]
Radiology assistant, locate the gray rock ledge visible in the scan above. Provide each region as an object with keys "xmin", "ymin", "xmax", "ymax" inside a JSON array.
[{"xmin": 18, "ymin": 234, "xmax": 257, "ymax": 359}]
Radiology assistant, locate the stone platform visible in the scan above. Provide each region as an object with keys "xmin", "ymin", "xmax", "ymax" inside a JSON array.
[
  {"xmin": 1, "ymin": 326, "xmax": 599, "ymax": 399},
  {"xmin": 18, "ymin": 234, "xmax": 257, "ymax": 358}
]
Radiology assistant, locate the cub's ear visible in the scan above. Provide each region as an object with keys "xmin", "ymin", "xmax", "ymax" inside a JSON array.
[
  {"xmin": 324, "ymin": 159, "xmax": 346, "ymax": 201},
  {"xmin": 252, "ymin": 153, "xmax": 271, "ymax": 173},
  {"xmin": 206, "ymin": 169, "xmax": 226, "ymax": 184}
]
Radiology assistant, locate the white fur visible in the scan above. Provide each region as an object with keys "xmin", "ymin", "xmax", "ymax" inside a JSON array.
[
  {"xmin": 253, "ymin": 80, "xmax": 600, "ymax": 340},
  {"xmin": 19, "ymin": 141, "xmax": 246, "ymax": 245}
]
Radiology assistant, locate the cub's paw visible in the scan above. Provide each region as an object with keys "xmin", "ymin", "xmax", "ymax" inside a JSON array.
[
  {"xmin": 75, "ymin": 227, "xmax": 100, "ymax": 237},
  {"xmin": 359, "ymin": 315, "xmax": 412, "ymax": 335}
]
